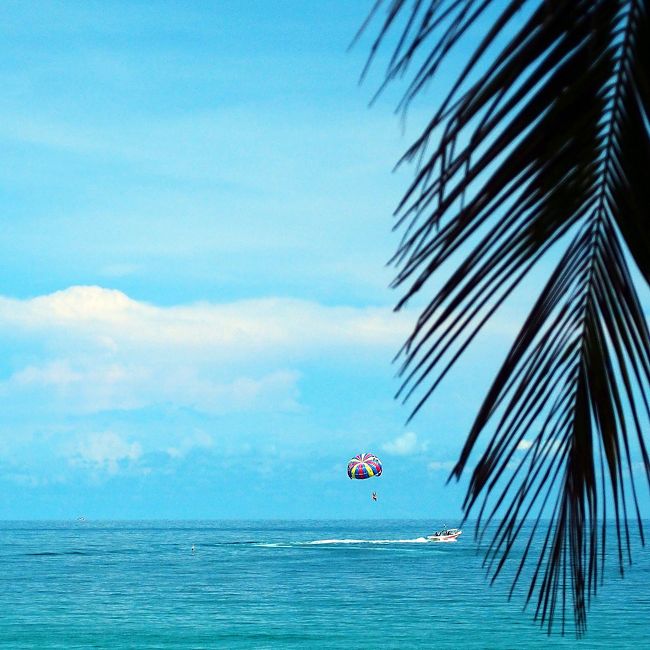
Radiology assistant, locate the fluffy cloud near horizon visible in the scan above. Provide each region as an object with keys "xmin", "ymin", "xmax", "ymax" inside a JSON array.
[
  {"xmin": 0, "ymin": 286, "xmax": 411, "ymax": 415},
  {"xmin": 382, "ymin": 431, "xmax": 426, "ymax": 456},
  {"xmin": 68, "ymin": 431, "xmax": 142, "ymax": 474}
]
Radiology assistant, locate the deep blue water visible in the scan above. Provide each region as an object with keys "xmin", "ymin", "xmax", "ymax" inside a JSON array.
[{"xmin": 1, "ymin": 520, "xmax": 648, "ymax": 648}]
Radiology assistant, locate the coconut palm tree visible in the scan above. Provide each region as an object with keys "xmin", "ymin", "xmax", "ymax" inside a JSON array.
[{"xmin": 361, "ymin": 0, "xmax": 650, "ymax": 635}]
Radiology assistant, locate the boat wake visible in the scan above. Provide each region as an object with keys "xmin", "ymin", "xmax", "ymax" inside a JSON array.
[
  {"xmin": 202, "ymin": 536, "xmax": 457, "ymax": 548},
  {"xmin": 304, "ymin": 537, "xmax": 431, "ymax": 545}
]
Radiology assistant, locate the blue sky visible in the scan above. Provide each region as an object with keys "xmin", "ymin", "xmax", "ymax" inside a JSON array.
[{"xmin": 1, "ymin": 1, "xmax": 646, "ymax": 520}]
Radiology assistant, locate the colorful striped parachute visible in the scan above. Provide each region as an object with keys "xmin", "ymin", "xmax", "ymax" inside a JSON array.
[{"xmin": 347, "ymin": 453, "xmax": 383, "ymax": 480}]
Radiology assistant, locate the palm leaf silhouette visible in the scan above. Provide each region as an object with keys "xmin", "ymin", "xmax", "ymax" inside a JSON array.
[{"xmin": 362, "ymin": 0, "xmax": 650, "ymax": 635}]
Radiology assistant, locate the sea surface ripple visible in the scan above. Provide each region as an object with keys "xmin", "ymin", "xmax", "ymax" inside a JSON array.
[{"xmin": 0, "ymin": 520, "xmax": 648, "ymax": 648}]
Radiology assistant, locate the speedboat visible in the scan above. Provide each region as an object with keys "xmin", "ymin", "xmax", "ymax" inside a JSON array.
[{"xmin": 427, "ymin": 527, "xmax": 462, "ymax": 542}]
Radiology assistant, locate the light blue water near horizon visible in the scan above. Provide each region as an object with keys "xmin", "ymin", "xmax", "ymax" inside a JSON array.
[{"xmin": 1, "ymin": 520, "xmax": 649, "ymax": 648}]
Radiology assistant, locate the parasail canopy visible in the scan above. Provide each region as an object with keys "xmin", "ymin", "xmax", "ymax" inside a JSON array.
[{"xmin": 347, "ymin": 453, "xmax": 383, "ymax": 480}]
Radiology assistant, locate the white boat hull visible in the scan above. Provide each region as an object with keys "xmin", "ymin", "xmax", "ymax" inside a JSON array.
[{"xmin": 427, "ymin": 530, "xmax": 462, "ymax": 542}]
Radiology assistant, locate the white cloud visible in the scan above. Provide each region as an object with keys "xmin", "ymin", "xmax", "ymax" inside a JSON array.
[
  {"xmin": 69, "ymin": 432, "xmax": 142, "ymax": 474},
  {"xmin": 11, "ymin": 360, "xmax": 83, "ymax": 388},
  {"xmin": 428, "ymin": 461, "xmax": 455, "ymax": 472},
  {"xmin": 166, "ymin": 431, "xmax": 214, "ymax": 459},
  {"xmin": 0, "ymin": 285, "xmax": 411, "ymax": 415},
  {"xmin": 1, "ymin": 361, "xmax": 301, "ymax": 415},
  {"xmin": 516, "ymin": 437, "xmax": 567, "ymax": 458},
  {"xmin": 382, "ymin": 431, "xmax": 425, "ymax": 456},
  {"xmin": 0, "ymin": 285, "xmax": 410, "ymax": 358},
  {"xmin": 179, "ymin": 369, "xmax": 302, "ymax": 415}
]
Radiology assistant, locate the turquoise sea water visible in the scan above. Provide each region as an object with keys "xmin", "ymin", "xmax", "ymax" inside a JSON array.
[{"xmin": 1, "ymin": 520, "xmax": 648, "ymax": 648}]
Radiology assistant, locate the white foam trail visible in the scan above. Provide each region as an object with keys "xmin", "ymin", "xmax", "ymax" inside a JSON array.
[{"xmin": 305, "ymin": 537, "xmax": 431, "ymax": 545}]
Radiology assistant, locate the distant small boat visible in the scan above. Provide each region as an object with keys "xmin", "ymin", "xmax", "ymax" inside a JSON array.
[{"xmin": 427, "ymin": 527, "xmax": 461, "ymax": 542}]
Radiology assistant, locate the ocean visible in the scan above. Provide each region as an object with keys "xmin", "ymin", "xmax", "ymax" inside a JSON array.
[{"xmin": 1, "ymin": 520, "xmax": 648, "ymax": 648}]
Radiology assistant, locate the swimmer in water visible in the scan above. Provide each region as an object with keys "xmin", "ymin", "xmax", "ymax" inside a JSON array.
[{"xmin": 191, "ymin": 544, "xmax": 195, "ymax": 553}]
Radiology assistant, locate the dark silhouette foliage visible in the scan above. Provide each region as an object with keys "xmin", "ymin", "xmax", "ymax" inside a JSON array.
[{"xmin": 362, "ymin": 0, "xmax": 650, "ymax": 635}]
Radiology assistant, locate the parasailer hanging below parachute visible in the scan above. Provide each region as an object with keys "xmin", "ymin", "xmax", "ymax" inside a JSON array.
[{"xmin": 347, "ymin": 453, "xmax": 383, "ymax": 480}]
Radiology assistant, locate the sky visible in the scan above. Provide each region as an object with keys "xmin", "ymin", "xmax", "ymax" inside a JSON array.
[{"xmin": 0, "ymin": 1, "xmax": 646, "ymax": 520}]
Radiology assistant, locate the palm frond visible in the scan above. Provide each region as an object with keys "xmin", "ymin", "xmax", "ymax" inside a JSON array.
[{"xmin": 364, "ymin": 0, "xmax": 650, "ymax": 635}]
